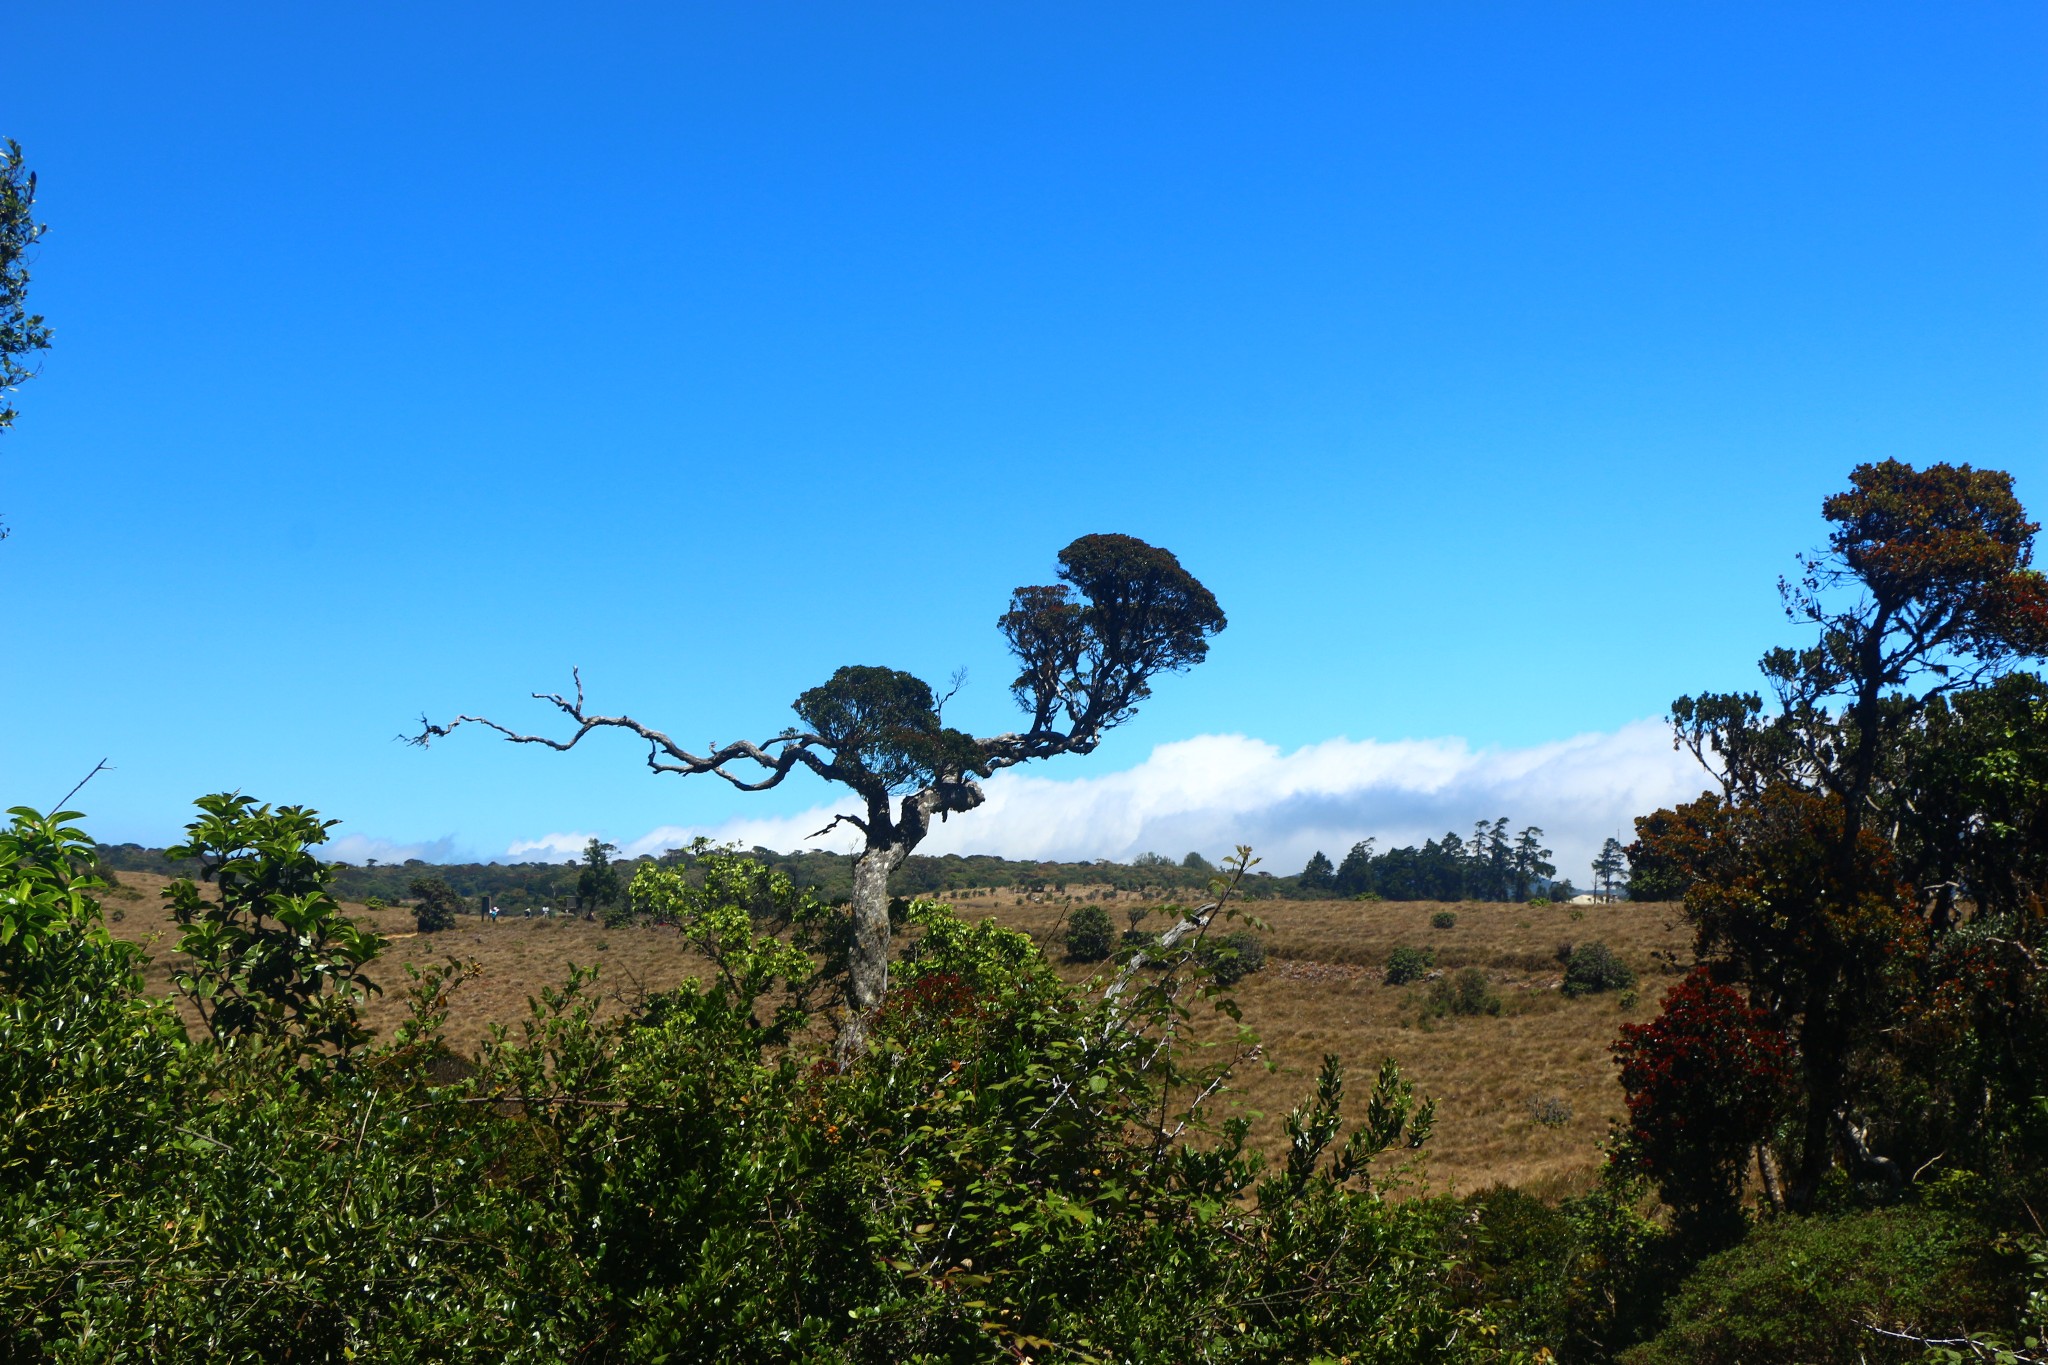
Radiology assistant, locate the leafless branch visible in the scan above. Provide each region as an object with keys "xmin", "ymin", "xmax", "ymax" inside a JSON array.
[
  {"xmin": 1161, "ymin": 1045, "xmax": 1261, "ymax": 1143},
  {"xmin": 1860, "ymin": 1322, "xmax": 2045, "ymax": 1363},
  {"xmin": 406, "ymin": 669, "xmax": 839, "ymax": 794},
  {"xmin": 808, "ymin": 811, "xmax": 871, "ymax": 841},
  {"xmin": 52, "ymin": 757, "xmax": 112, "ymax": 812}
]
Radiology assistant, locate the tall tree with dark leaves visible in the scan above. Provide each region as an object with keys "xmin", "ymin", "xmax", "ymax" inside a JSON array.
[
  {"xmin": 577, "ymin": 838, "xmax": 621, "ymax": 920},
  {"xmin": 1643, "ymin": 461, "xmax": 2048, "ymax": 1208},
  {"xmin": 414, "ymin": 534, "xmax": 1224, "ymax": 1058},
  {"xmin": 1508, "ymin": 826, "xmax": 1554, "ymax": 902},
  {"xmin": 1333, "ymin": 838, "xmax": 1376, "ymax": 897},
  {"xmin": 1299, "ymin": 850, "xmax": 1336, "ymax": 894},
  {"xmin": 1592, "ymin": 838, "xmax": 1628, "ymax": 902}
]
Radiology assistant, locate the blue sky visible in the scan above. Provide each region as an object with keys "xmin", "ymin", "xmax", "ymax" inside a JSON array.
[{"xmin": 3, "ymin": 3, "xmax": 2043, "ymax": 875}]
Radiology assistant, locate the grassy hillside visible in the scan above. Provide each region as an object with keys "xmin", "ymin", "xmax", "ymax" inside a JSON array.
[{"xmin": 99, "ymin": 870, "xmax": 1691, "ymax": 1195}]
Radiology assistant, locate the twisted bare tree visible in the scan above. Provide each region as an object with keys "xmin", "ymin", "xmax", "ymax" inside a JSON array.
[{"xmin": 411, "ymin": 533, "xmax": 1225, "ymax": 1058}]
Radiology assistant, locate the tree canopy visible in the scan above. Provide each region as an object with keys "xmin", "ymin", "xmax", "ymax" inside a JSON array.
[{"xmin": 415, "ymin": 532, "xmax": 1225, "ymax": 1055}]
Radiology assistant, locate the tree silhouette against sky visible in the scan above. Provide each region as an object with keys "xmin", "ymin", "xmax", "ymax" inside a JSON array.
[{"xmin": 413, "ymin": 533, "xmax": 1225, "ymax": 1057}]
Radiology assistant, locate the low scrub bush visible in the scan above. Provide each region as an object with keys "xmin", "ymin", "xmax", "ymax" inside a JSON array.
[
  {"xmin": 1620, "ymin": 1207, "xmax": 2011, "ymax": 1365},
  {"xmin": 1432, "ymin": 910, "xmax": 1458, "ymax": 930},
  {"xmin": 1424, "ymin": 967, "xmax": 1501, "ymax": 1019},
  {"xmin": 1386, "ymin": 945, "xmax": 1436, "ymax": 985},
  {"xmin": 1562, "ymin": 941, "xmax": 1635, "ymax": 998},
  {"xmin": 1197, "ymin": 928, "xmax": 1268, "ymax": 986},
  {"xmin": 1063, "ymin": 903, "xmax": 1116, "ymax": 960}
]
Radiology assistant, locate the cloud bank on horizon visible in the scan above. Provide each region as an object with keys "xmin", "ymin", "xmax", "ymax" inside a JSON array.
[{"xmin": 506, "ymin": 718, "xmax": 1716, "ymax": 885}]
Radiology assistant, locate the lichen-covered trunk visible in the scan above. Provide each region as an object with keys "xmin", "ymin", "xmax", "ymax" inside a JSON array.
[{"xmin": 837, "ymin": 839, "xmax": 907, "ymax": 1063}]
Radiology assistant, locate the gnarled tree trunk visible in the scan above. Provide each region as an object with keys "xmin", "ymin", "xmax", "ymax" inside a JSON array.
[
  {"xmin": 838, "ymin": 839, "xmax": 908, "ymax": 1062},
  {"xmin": 833, "ymin": 780, "xmax": 985, "ymax": 1064}
]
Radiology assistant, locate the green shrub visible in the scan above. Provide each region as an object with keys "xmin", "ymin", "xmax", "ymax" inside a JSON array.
[
  {"xmin": 1386, "ymin": 945, "xmax": 1436, "ymax": 985},
  {"xmin": 1563, "ymin": 941, "xmax": 1635, "ymax": 998},
  {"xmin": 410, "ymin": 875, "xmax": 462, "ymax": 933},
  {"xmin": 1432, "ymin": 910, "xmax": 1458, "ymax": 930},
  {"xmin": 1062, "ymin": 903, "xmax": 1116, "ymax": 961},
  {"xmin": 1445, "ymin": 1182, "xmax": 1675, "ymax": 1363},
  {"xmin": 1621, "ymin": 1207, "xmax": 2010, "ymax": 1365},
  {"xmin": 1198, "ymin": 928, "xmax": 1268, "ymax": 986},
  {"xmin": 1424, "ymin": 967, "xmax": 1501, "ymax": 1018},
  {"xmin": 1526, "ymin": 896, "xmax": 1551, "ymax": 908}
]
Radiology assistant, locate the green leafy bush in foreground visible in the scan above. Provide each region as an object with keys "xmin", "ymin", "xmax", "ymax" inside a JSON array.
[
  {"xmin": 1619, "ymin": 1204, "xmax": 2017, "ymax": 1365},
  {"xmin": 1, "ymin": 802, "xmax": 1523, "ymax": 1364}
]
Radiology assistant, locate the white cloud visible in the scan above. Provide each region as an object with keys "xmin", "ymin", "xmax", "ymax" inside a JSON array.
[
  {"xmin": 326, "ymin": 833, "xmax": 470, "ymax": 866},
  {"xmin": 564, "ymin": 719, "xmax": 1714, "ymax": 885},
  {"xmin": 505, "ymin": 831, "xmax": 603, "ymax": 861}
]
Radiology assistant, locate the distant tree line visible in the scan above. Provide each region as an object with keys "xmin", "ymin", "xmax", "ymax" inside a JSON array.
[
  {"xmin": 1288, "ymin": 820, "xmax": 1576, "ymax": 902},
  {"xmin": 93, "ymin": 841, "xmax": 1238, "ymax": 914},
  {"xmin": 99, "ymin": 826, "xmax": 1650, "ymax": 910}
]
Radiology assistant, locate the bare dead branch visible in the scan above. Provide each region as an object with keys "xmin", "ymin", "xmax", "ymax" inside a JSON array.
[
  {"xmin": 1859, "ymin": 1322, "xmax": 2045, "ymax": 1363},
  {"xmin": 808, "ymin": 811, "xmax": 870, "ymax": 841},
  {"xmin": 51, "ymin": 757, "xmax": 112, "ymax": 813},
  {"xmin": 406, "ymin": 671, "xmax": 840, "ymax": 795}
]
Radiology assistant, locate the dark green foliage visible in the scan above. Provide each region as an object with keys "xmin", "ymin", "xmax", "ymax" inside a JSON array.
[
  {"xmin": 794, "ymin": 665, "xmax": 984, "ymax": 795},
  {"xmin": 1334, "ymin": 838, "xmax": 1377, "ymax": 896},
  {"xmin": 1386, "ymin": 945, "xmax": 1435, "ymax": 985},
  {"xmin": 93, "ymin": 844, "xmax": 1249, "ymax": 917},
  {"xmin": 1424, "ymin": 967, "xmax": 1501, "ymax": 1019},
  {"xmin": 1592, "ymin": 838, "xmax": 1628, "ymax": 900},
  {"xmin": 0, "ymin": 139, "xmax": 51, "ymax": 445},
  {"xmin": 1562, "ymin": 941, "xmax": 1634, "ymax": 998},
  {"xmin": 1299, "ymin": 849, "xmax": 1335, "ymax": 892},
  {"xmin": 408, "ymin": 874, "xmax": 462, "ymax": 932},
  {"xmin": 1624, "ymin": 817, "xmax": 1690, "ymax": 901},
  {"xmin": 1197, "ymin": 928, "xmax": 1268, "ymax": 986},
  {"xmin": 1445, "ymin": 1182, "xmax": 1675, "ymax": 1363},
  {"xmin": 576, "ymin": 836, "xmax": 621, "ymax": 919},
  {"xmin": 1620, "ymin": 1207, "xmax": 2011, "ymax": 1365},
  {"xmin": 1432, "ymin": 910, "xmax": 1458, "ymax": 930},
  {"xmin": 1002, "ymin": 533, "xmax": 1227, "ymax": 731},
  {"xmin": 1648, "ymin": 462, "xmax": 2048, "ymax": 1208},
  {"xmin": 1321, "ymin": 823, "xmax": 1560, "ymax": 901},
  {"xmin": 1063, "ymin": 903, "xmax": 1116, "ymax": 960}
]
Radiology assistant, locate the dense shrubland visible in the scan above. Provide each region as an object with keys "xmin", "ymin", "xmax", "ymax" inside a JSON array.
[{"xmin": 3, "ymin": 804, "xmax": 1515, "ymax": 1363}]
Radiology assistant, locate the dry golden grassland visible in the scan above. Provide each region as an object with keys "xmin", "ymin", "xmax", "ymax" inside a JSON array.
[{"xmin": 99, "ymin": 871, "xmax": 1694, "ymax": 1196}]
